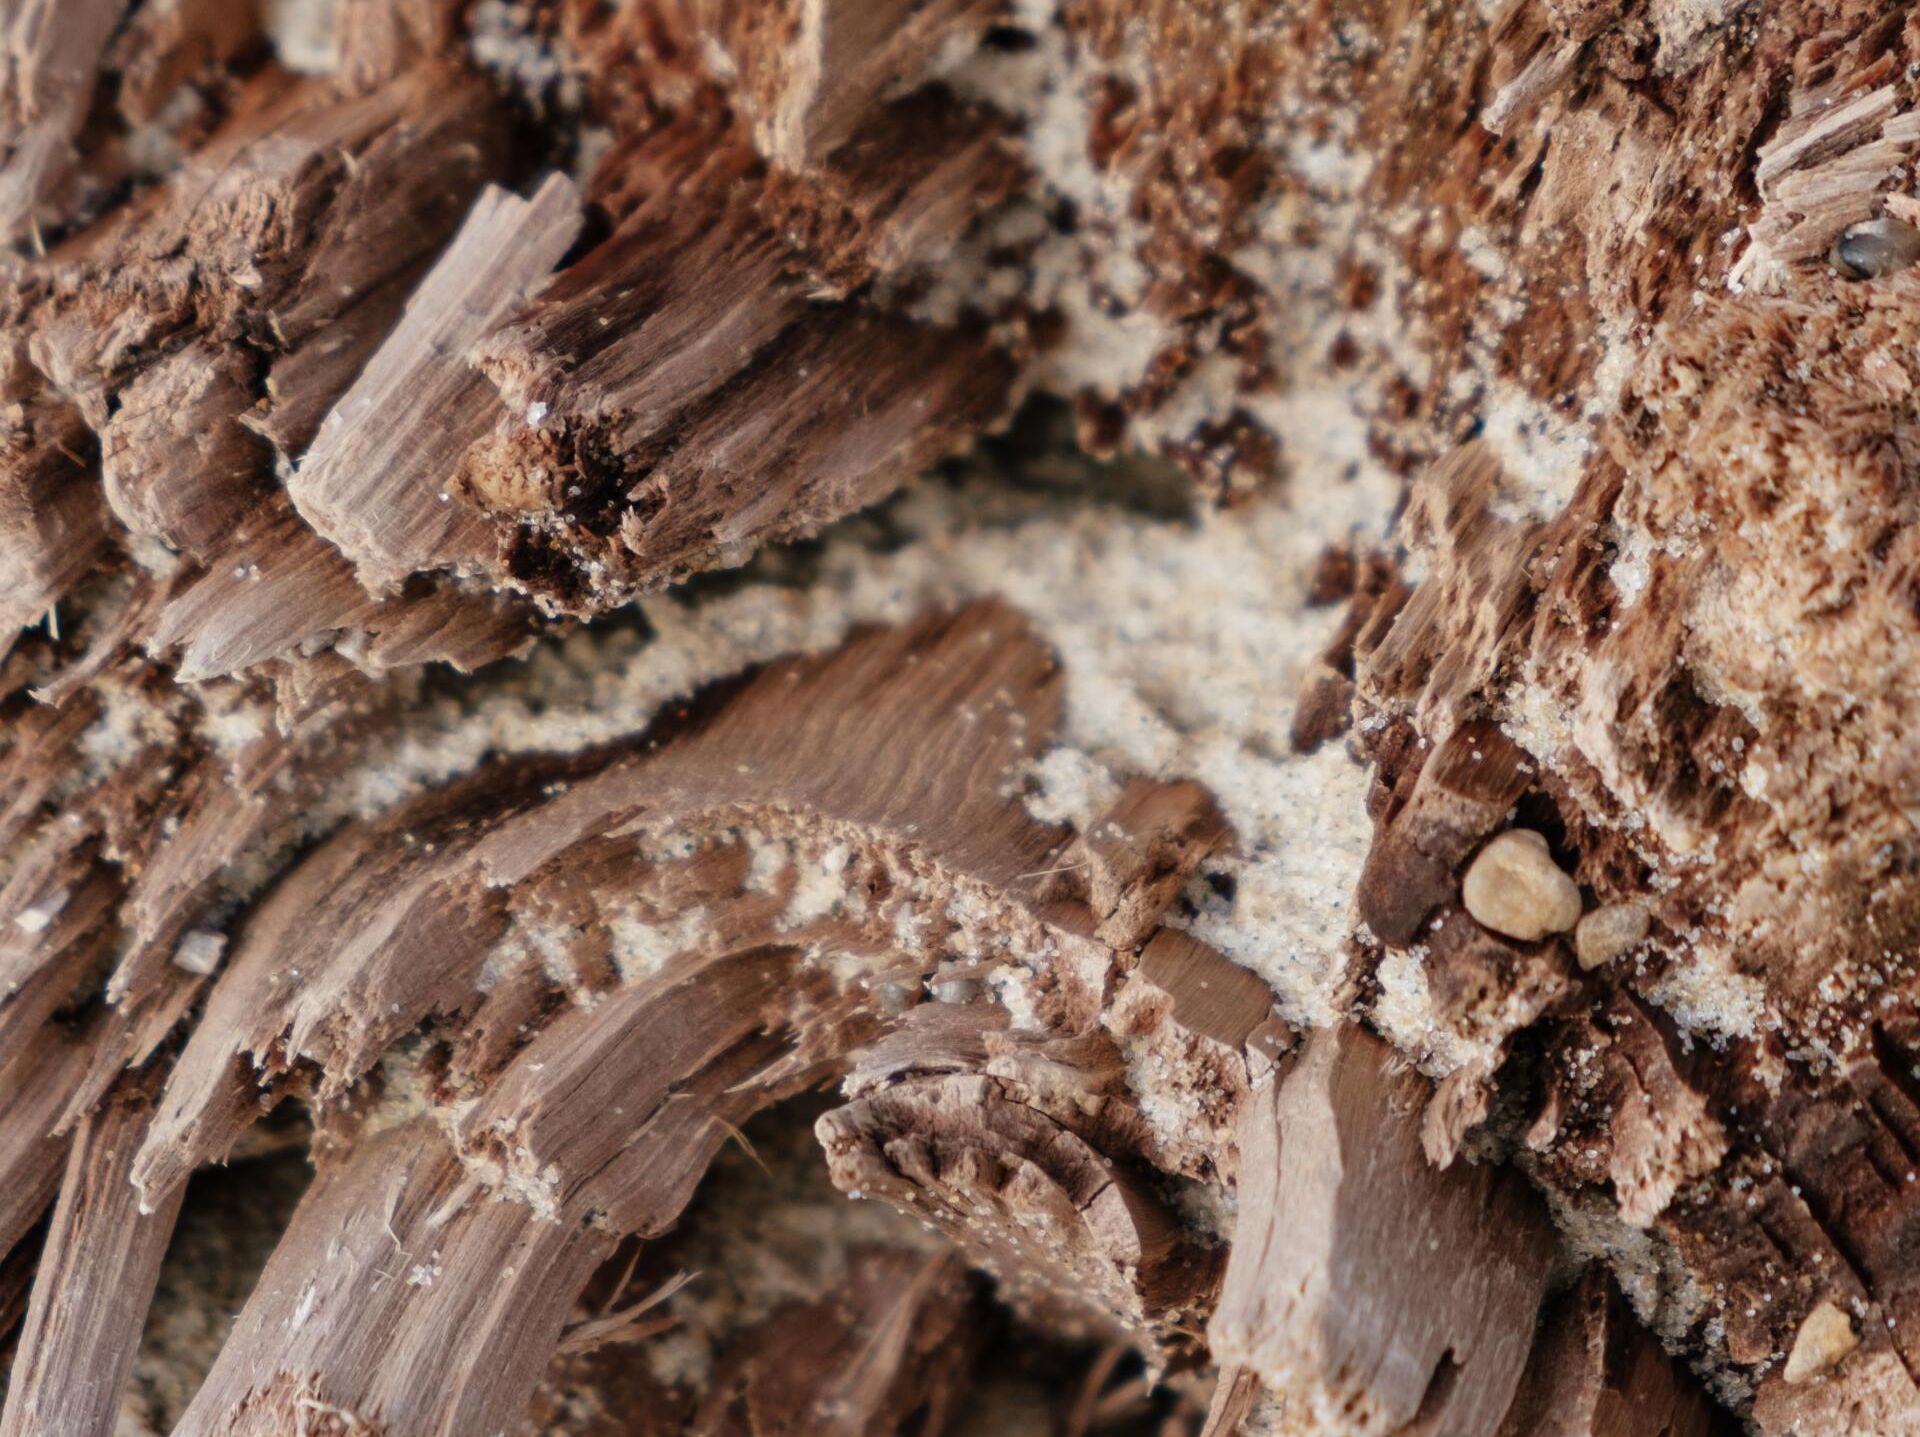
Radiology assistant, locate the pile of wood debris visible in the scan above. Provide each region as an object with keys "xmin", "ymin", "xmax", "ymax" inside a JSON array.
[{"xmin": 3, "ymin": 0, "xmax": 1919, "ymax": 1433}]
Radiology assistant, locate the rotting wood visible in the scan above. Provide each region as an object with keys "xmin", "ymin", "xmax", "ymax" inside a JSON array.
[
  {"xmin": 0, "ymin": 0, "xmax": 128, "ymax": 245},
  {"xmin": 686, "ymin": 1251, "xmax": 984, "ymax": 1437},
  {"xmin": 1210, "ymin": 1024, "xmax": 1555, "ymax": 1437},
  {"xmin": 0, "ymin": 1070, "xmax": 185, "ymax": 1437},
  {"xmin": 0, "ymin": 0, "xmax": 1915, "ymax": 1432},
  {"xmin": 286, "ymin": 173, "xmax": 584, "ymax": 592}
]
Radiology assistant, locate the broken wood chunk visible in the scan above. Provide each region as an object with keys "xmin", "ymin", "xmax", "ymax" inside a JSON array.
[
  {"xmin": 448, "ymin": 947, "xmax": 858, "ymax": 1235},
  {"xmin": 287, "ymin": 174, "xmax": 583, "ymax": 589},
  {"xmin": 1198, "ymin": 1367, "xmax": 1261, "ymax": 1437},
  {"xmin": 1287, "ymin": 666, "xmax": 1355, "ymax": 754},
  {"xmin": 1669, "ymin": 1147, "xmax": 1920, "ymax": 1437},
  {"xmin": 1044, "ymin": 777, "xmax": 1230, "ymax": 949},
  {"xmin": 1131, "ymin": 928, "xmax": 1277, "ymax": 1054},
  {"xmin": 1291, "ymin": 550, "xmax": 1408, "ymax": 755},
  {"xmin": 743, "ymin": 0, "xmax": 1004, "ymax": 171},
  {"xmin": 147, "ymin": 498, "xmax": 534, "ymax": 681},
  {"xmin": 0, "ymin": 1071, "xmax": 185, "ymax": 1437},
  {"xmin": 0, "ymin": 832, "xmax": 119, "ymax": 1060},
  {"xmin": 242, "ymin": 264, "xmax": 423, "ymax": 459},
  {"xmin": 1494, "ymin": 1269, "xmax": 1735, "ymax": 1437},
  {"xmin": 1355, "ymin": 827, "xmax": 1464, "ymax": 948},
  {"xmin": 0, "ymin": 1017, "xmax": 112, "ymax": 1266},
  {"xmin": 758, "ymin": 89, "xmax": 1023, "ymax": 297},
  {"xmin": 1357, "ymin": 716, "xmax": 1536, "ymax": 946},
  {"xmin": 334, "ymin": 0, "xmax": 464, "ymax": 92},
  {"xmin": 1210, "ymin": 1024, "xmax": 1555, "ymax": 1436},
  {"xmin": 97, "ymin": 339, "xmax": 265, "ymax": 558},
  {"xmin": 171, "ymin": 1120, "xmax": 617, "ymax": 1437},
  {"xmin": 1741, "ymin": 1040, "xmax": 1920, "ymax": 1385},
  {"xmin": 29, "ymin": 68, "xmax": 473, "ymax": 404},
  {"xmin": 817, "ymin": 1072, "xmax": 1220, "ymax": 1361},
  {"xmin": 1418, "ymin": 909, "xmax": 1578, "ymax": 1061},
  {"xmin": 130, "ymin": 604, "xmax": 1098, "ymax": 1433},
  {"xmin": 259, "ymin": 65, "xmax": 519, "ymax": 348},
  {"xmin": 0, "ymin": 394, "xmax": 101, "ymax": 650},
  {"xmin": 109, "ymin": 0, "xmax": 261, "ymax": 124},
  {"xmin": 0, "ymin": 0, "xmax": 126, "ymax": 243},
  {"xmin": 1531, "ymin": 997, "xmax": 1731, "ymax": 1238},
  {"xmin": 1421, "ymin": 1057, "xmax": 1494, "ymax": 1169},
  {"xmin": 459, "ymin": 170, "xmax": 1017, "ymax": 609}
]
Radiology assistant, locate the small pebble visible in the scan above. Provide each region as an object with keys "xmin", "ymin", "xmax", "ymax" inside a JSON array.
[
  {"xmin": 1461, "ymin": 829, "xmax": 1582, "ymax": 942},
  {"xmin": 1831, "ymin": 217, "xmax": 1920, "ymax": 281},
  {"xmin": 172, "ymin": 929, "xmax": 228, "ymax": 976},
  {"xmin": 1574, "ymin": 902, "xmax": 1650, "ymax": 970},
  {"xmin": 12, "ymin": 907, "xmax": 53, "ymax": 935},
  {"xmin": 1784, "ymin": 1300, "xmax": 1858, "ymax": 1384},
  {"xmin": 931, "ymin": 976, "xmax": 984, "ymax": 1005}
]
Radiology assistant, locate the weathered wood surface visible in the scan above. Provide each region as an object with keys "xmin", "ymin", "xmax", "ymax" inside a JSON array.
[{"xmin": 1, "ymin": 0, "xmax": 1915, "ymax": 1433}]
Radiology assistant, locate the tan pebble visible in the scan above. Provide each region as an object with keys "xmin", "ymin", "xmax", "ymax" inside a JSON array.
[
  {"xmin": 1461, "ymin": 829, "xmax": 1581, "ymax": 942},
  {"xmin": 1784, "ymin": 1300, "xmax": 1858, "ymax": 1383},
  {"xmin": 1574, "ymin": 902, "xmax": 1650, "ymax": 970}
]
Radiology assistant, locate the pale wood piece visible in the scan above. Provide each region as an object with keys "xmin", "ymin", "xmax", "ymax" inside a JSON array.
[{"xmin": 0, "ymin": 1072, "xmax": 187, "ymax": 1437}]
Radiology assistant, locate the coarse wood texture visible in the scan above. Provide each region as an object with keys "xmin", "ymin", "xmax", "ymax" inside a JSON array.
[
  {"xmin": 0, "ymin": 1072, "xmax": 184, "ymax": 1437},
  {"xmin": 0, "ymin": 0, "xmax": 1917, "ymax": 1435}
]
